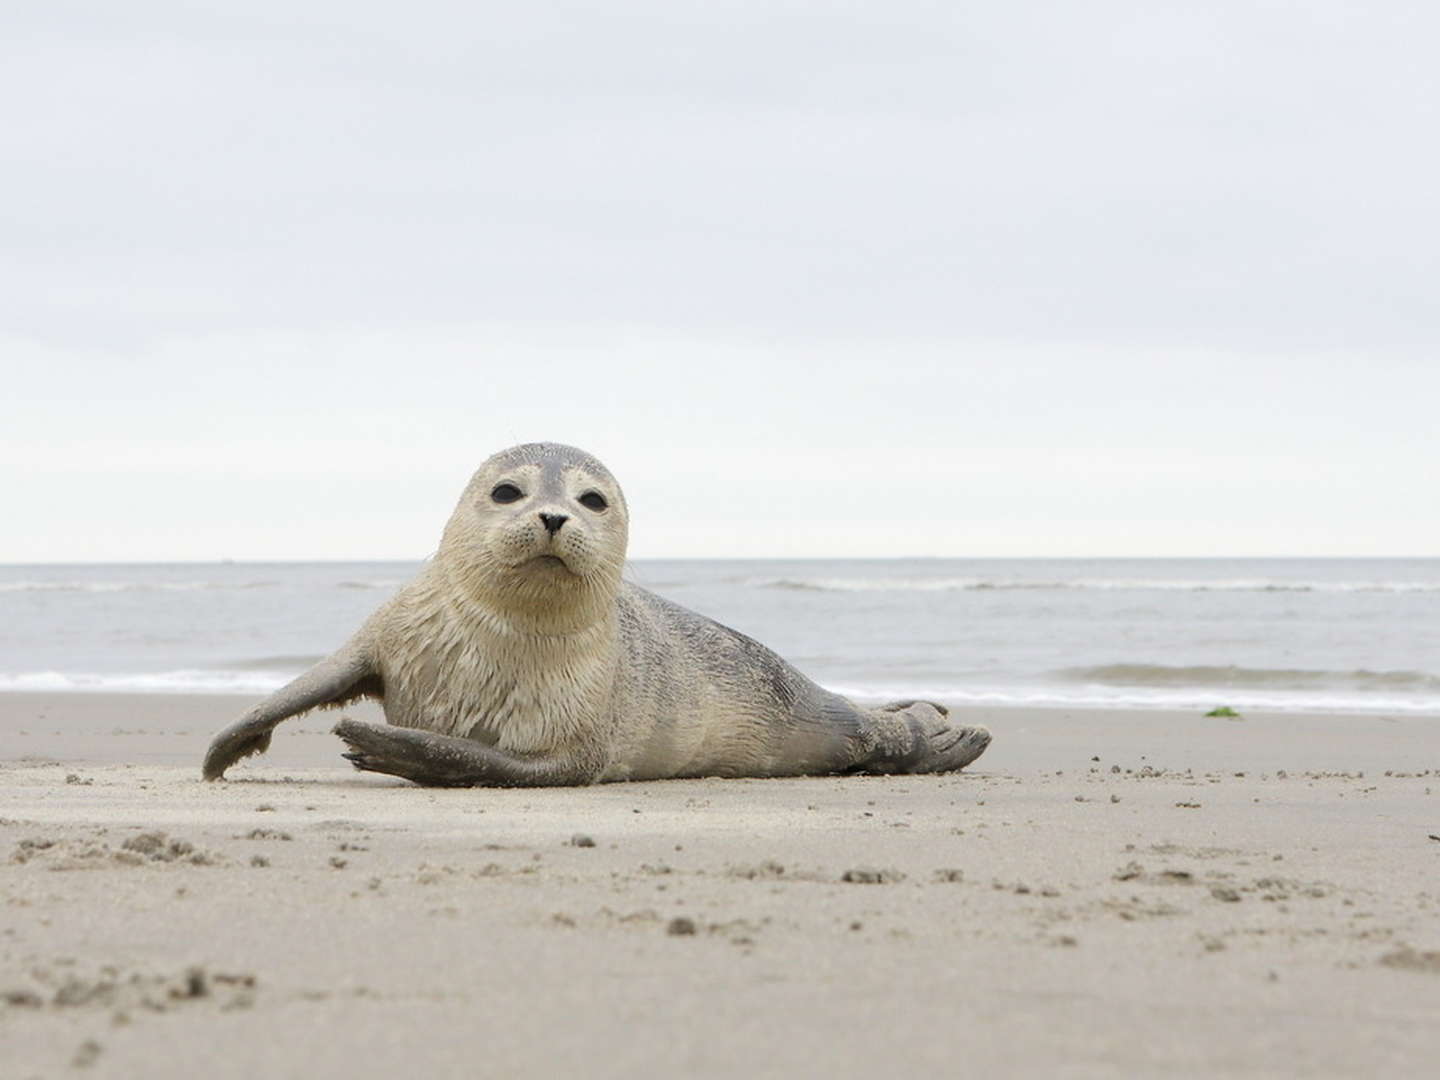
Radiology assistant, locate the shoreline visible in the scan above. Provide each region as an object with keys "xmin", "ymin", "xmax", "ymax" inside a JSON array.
[
  {"xmin": 3, "ymin": 691, "xmax": 1436, "ymax": 775},
  {"xmin": 3, "ymin": 693, "xmax": 1438, "ymax": 1076},
  {"xmin": 8, "ymin": 683, "xmax": 1439, "ymax": 715}
]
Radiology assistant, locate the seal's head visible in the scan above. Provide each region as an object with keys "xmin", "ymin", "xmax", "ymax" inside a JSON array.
[{"xmin": 438, "ymin": 443, "xmax": 628, "ymax": 631}]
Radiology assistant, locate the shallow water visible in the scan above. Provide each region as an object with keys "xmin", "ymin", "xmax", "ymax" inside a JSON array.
[{"xmin": 2, "ymin": 558, "xmax": 1438, "ymax": 715}]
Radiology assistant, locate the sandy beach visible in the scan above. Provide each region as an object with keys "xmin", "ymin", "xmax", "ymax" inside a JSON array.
[{"xmin": 3, "ymin": 693, "xmax": 1438, "ymax": 1078}]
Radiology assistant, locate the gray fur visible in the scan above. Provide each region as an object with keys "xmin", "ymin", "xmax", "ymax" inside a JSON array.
[{"xmin": 202, "ymin": 443, "xmax": 991, "ymax": 786}]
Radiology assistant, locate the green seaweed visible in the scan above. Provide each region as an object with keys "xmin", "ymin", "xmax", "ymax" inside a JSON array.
[{"xmin": 1204, "ymin": 706, "xmax": 1242, "ymax": 719}]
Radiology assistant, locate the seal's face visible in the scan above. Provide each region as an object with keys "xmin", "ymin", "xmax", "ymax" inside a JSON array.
[
  {"xmin": 439, "ymin": 444, "xmax": 628, "ymax": 626},
  {"xmin": 476, "ymin": 458, "xmax": 626, "ymax": 579}
]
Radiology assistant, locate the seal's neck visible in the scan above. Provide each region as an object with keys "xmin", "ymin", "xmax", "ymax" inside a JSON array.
[
  {"xmin": 383, "ymin": 566, "xmax": 621, "ymax": 751},
  {"xmin": 431, "ymin": 557, "xmax": 619, "ymax": 640}
]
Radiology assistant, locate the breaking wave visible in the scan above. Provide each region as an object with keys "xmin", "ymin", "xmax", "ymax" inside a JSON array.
[
  {"xmin": 0, "ymin": 580, "xmax": 281, "ymax": 593},
  {"xmin": 1059, "ymin": 664, "xmax": 1440, "ymax": 692},
  {"xmin": 759, "ymin": 577, "xmax": 1440, "ymax": 594},
  {"xmin": 0, "ymin": 669, "xmax": 294, "ymax": 694},
  {"xmin": 227, "ymin": 655, "xmax": 326, "ymax": 672},
  {"xmin": 0, "ymin": 578, "xmax": 407, "ymax": 593}
]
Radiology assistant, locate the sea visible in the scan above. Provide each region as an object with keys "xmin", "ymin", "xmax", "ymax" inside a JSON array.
[{"xmin": 2, "ymin": 559, "xmax": 1438, "ymax": 716}]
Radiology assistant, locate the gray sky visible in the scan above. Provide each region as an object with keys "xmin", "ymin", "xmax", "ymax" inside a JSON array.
[{"xmin": 4, "ymin": 2, "xmax": 1437, "ymax": 561}]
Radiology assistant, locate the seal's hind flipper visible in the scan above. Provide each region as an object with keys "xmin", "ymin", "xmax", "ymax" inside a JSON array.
[
  {"xmin": 906, "ymin": 717, "xmax": 992, "ymax": 773},
  {"xmin": 861, "ymin": 701, "xmax": 991, "ymax": 774}
]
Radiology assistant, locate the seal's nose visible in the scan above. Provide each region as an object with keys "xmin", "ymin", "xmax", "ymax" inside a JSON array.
[{"xmin": 539, "ymin": 513, "xmax": 568, "ymax": 536}]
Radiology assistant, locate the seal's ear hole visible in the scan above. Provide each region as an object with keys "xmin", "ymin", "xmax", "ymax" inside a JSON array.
[
  {"xmin": 578, "ymin": 491, "xmax": 608, "ymax": 512},
  {"xmin": 491, "ymin": 483, "xmax": 524, "ymax": 504}
]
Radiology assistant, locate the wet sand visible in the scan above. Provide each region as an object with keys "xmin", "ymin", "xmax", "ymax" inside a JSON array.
[{"xmin": 3, "ymin": 693, "xmax": 1438, "ymax": 1077}]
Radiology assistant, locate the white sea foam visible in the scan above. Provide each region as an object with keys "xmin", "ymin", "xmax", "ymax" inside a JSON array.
[
  {"xmin": 5, "ymin": 669, "xmax": 1437, "ymax": 715},
  {"xmin": 824, "ymin": 682, "xmax": 1440, "ymax": 716},
  {"xmin": 0, "ymin": 670, "xmax": 295, "ymax": 694}
]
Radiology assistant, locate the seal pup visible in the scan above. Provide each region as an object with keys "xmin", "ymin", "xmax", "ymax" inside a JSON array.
[{"xmin": 202, "ymin": 443, "xmax": 991, "ymax": 786}]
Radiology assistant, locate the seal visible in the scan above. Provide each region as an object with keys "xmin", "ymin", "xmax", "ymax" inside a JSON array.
[{"xmin": 202, "ymin": 443, "xmax": 991, "ymax": 786}]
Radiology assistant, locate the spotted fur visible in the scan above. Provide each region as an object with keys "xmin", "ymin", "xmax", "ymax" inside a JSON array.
[{"xmin": 202, "ymin": 443, "xmax": 991, "ymax": 785}]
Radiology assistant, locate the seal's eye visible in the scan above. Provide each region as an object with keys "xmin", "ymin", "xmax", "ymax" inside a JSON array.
[
  {"xmin": 578, "ymin": 491, "xmax": 608, "ymax": 512},
  {"xmin": 491, "ymin": 483, "xmax": 523, "ymax": 504}
]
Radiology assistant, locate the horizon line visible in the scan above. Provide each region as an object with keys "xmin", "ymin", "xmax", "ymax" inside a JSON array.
[{"xmin": 2, "ymin": 554, "xmax": 1438, "ymax": 569}]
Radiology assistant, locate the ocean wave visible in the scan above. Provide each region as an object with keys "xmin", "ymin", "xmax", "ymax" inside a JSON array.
[
  {"xmin": 757, "ymin": 576, "xmax": 1440, "ymax": 595},
  {"xmin": 0, "ymin": 580, "xmax": 281, "ymax": 593},
  {"xmin": 761, "ymin": 576, "xmax": 1101, "ymax": 592},
  {"xmin": 227, "ymin": 655, "xmax": 326, "ymax": 672},
  {"xmin": 0, "ymin": 578, "xmax": 412, "ymax": 594},
  {"xmin": 1059, "ymin": 664, "xmax": 1440, "ymax": 692}
]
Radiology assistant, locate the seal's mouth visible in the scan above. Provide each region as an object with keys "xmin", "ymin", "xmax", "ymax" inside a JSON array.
[{"xmin": 521, "ymin": 554, "xmax": 576, "ymax": 575}]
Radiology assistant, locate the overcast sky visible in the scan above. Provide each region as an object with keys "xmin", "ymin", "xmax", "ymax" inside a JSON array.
[{"xmin": 4, "ymin": 2, "xmax": 1437, "ymax": 561}]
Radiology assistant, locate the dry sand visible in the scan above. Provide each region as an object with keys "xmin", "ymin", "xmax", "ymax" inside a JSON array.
[{"xmin": 2, "ymin": 693, "xmax": 1438, "ymax": 1078}]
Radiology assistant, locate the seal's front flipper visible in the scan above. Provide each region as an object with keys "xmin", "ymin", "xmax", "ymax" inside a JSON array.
[
  {"xmin": 334, "ymin": 719, "xmax": 589, "ymax": 788},
  {"xmin": 202, "ymin": 647, "xmax": 378, "ymax": 780}
]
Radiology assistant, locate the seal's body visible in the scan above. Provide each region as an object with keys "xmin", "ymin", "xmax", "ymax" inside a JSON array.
[{"xmin": 202, "ymin": 444, "xmax": 991, "ymax": 786}]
